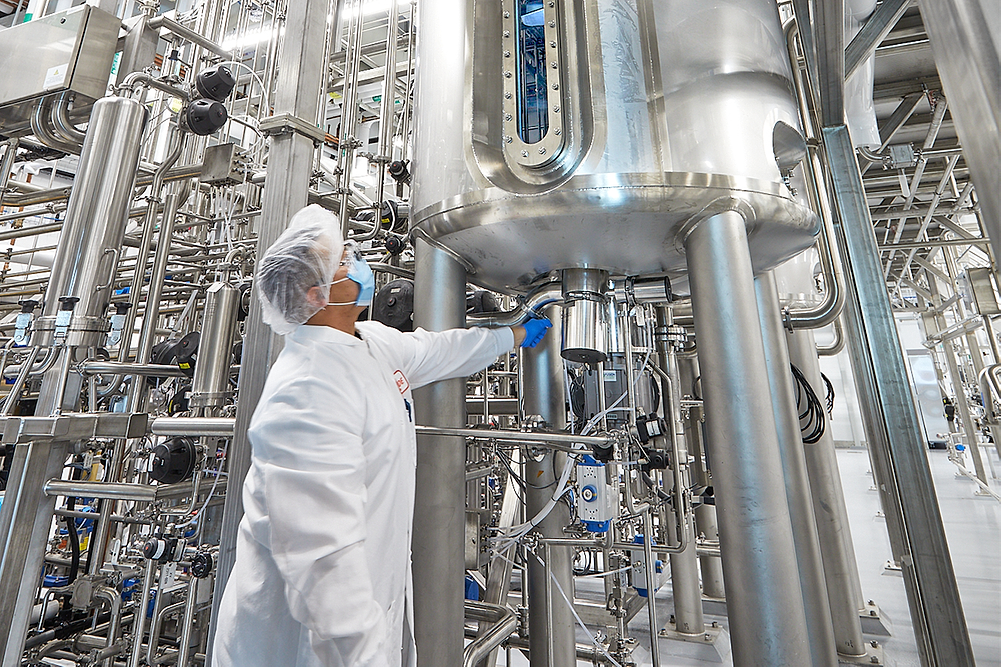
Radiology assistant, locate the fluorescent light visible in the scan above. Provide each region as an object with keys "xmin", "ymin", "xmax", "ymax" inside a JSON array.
[
  {"xmin": 341, "ymin": 0, "xmax": 414, "ymax": 20},
  {"xmin": 221, "ymin": 26, "xmax": 285, "ymax": 52}
]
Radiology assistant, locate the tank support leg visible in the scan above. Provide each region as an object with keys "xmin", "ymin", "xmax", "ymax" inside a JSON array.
[{"xmin": 684, "ymin": 210, "xmax": 813, "ymax": 667}]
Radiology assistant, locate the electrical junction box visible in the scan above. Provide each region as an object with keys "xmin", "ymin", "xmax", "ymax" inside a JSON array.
[
  {"xmin": 577, "ymin": 455, "xmax": 614, "ymax": 533},
  {"xmin": 629, "ymin": 534, "xmax": 664, "ymax": 598},
  {"xmin": 199, "ymin": 143, "xmax": 249, "ymax": 186},
  {"xmin": 0, "ymin": 5, "xmax": 121, "ymax": 136},
  {"xmin": 887, "ymin": 143, "xmax": 917, "ymax": 169}
]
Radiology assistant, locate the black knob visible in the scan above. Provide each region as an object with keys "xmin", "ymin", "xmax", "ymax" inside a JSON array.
[
  {"xmin": 185, "ymin": 100, "xmax": 228, "ymax": 136},
  {"xmin": 384, "ymin": 235, "xmax": 405, "ymax": 255},
  {"xmin": 191, "ymin": 552, "xmax": 213, "ymax": 578},
  {"xmin": 19, "ymin": 300, "xmax": 38, "ymax": 314},
  {"xmin": 195, "ymin": 65, "xmax": 236, "ymax": 102},
  {"xmin": 387, "ymin": 160, "xmax": 410, "ymax": 182},
  {"xmin": 150, "ymin": 437, "xmax": 197, "ymax": 484}
]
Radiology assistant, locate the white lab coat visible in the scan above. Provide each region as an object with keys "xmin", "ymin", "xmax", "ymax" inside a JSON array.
[{"xmin": 213, "ymin": 321, "xmax": 513, "ymax": 667}]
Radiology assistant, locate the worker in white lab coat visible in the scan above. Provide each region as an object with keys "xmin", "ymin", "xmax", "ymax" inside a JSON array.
[{"xmin": 212, "ymin": 205, "xmax": 551, "ymax": 667}]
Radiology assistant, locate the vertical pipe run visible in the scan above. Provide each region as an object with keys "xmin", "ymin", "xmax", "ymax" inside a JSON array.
[
  {"xmin": 654, "ymin": 309, "xmax": 704, "ymax": 636},
  {"xmin": 0, "ymin": 96, "xmax": 148, "ymax": 666},
  {"xmin": 521, "ymin": 305, "xmax": 576, "ymax": 667},
  {"xmin": 677, "ymin": 355, "xmax": 725, "ymax": 600},
  {"xmin": 755, "ymin": 271, "xmax": 838, "ymax": 666},
  {"xmin": 787, "ymin": 328, "xmax": 868, "ymax": 657},
  {"xmin": 684, "ymin": 210, "xmax": 812, "ymax": 667},
  {"xmin": 412, "ymin": 239, "xmax": 467, "ymax": 666}
]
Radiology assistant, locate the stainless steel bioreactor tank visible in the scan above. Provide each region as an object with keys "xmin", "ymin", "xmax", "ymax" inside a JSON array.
[
  {"xmin": 412, "ymin": 0, "xmax": 828, "ymax": 665},
  {"xmin": 412, "ymin": 0, "xmax": 817, "ymax": 292}
]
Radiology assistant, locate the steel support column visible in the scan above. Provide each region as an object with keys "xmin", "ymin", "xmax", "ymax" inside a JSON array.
[
  {"xmin": 755, "ymin": 271, "xmax": 838, "ymax": 666},
  {"xmin": 207, "ymin": 0, "xmax": 337, "ymax": 659},
  {"xmin": 522, "ymin": 305, "xmax": 576, "ymax": 667},
  {"xmin": 412, "ymin": 239, "xmax": 468, "ymax": 666},
  {"xmin": 685, "ymin": 210, "xmax": 812, "ymax": 667},
  {"xmin": 787, "ymin": 328, "xmax": 868, "ymax": 658},
  {"xmin": 822, "ymin": 124, "xmax": 975, "ymax": 666}
]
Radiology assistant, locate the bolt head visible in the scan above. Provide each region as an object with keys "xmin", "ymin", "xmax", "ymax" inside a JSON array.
[{"xmin": 539, "ymin": 147, "xmax": 546, "ymax": 154}]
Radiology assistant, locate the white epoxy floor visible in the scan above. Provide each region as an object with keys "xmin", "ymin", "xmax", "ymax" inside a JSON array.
[{"xmin": 483, "ymin": 444, "xmax": 1001, "ymax": 666}]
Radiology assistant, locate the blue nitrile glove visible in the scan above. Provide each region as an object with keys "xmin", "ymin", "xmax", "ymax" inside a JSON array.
[{"xmin": 521, "ymin": 317, "xmax": 553, "ymax": 348}]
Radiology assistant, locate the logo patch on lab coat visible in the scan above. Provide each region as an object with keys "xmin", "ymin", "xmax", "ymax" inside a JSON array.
[{"xmin": 393, "ymin": 370, "xmax": 410, "ymax": 394}]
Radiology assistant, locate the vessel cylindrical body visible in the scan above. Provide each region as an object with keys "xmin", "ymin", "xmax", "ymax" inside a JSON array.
[
  {"xmin": 33, "ymin": 96, "xmax": 149, "ymax": 347},
  {"xmin": 191, "ymin": 282, "xmax": 240, "ymax": 409}
]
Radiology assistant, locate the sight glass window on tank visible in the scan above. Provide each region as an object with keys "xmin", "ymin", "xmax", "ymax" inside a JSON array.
[{"xmin": 503, "ymin": 0, "xmax": 566, "ymax": 167}]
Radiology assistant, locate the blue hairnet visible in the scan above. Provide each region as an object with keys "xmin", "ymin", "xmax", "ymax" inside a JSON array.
[{"xmin": 256, "ymin": 204, "xmax": 344, "ymax": 335}]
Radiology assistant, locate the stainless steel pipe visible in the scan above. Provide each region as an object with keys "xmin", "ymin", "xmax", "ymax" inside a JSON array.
[{"xmin": 522, "ymin": 304, "xmax": 576, "ymax": 667}]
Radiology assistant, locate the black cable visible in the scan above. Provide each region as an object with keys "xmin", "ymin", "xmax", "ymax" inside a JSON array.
[
  {"xmin": 822, "ymin": 372, "xmax": 835, "ymax": 413},
  {"xmin": 64, "ymin": 497, "xmax": 80, "ymax": 584},
  {"xmin": 791, "ymin": 364, "xmax": 825, "ymax": 444},
  {"xmin": 640, "ymin": 471, "xmax": 672, "ymax": 502},
  {"xmin": 496, "ymin": 449, "xmax": 527, "ymax": 502}
]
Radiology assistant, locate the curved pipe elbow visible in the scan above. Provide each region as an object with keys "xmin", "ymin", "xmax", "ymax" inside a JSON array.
[
  {"xmin": 784, "ymin": 274, "xmax": 844, "ymax": 330},
  {"xmin": 31, "ymin": 98, "xmax": 80, "ymax": 155},
  {"xmin": 817, "ymin": 318, "xmax": 846, "ymax": 356},
  {"xmin": 50, "ymin": 93, "xmax": 86, "ymax": 145},
  {"xmin": 466, "ymin": 284, "xmax": 563, "ymax": 327}
]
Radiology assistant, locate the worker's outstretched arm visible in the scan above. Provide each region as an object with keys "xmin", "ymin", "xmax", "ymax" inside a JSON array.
[
  {"xmin": 397, "ymin": 325, "xmax": 515, "ymax": 389},
  {"xmin": 249, "ymin": 376, "xmax": 390, "ymax": 667}
]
